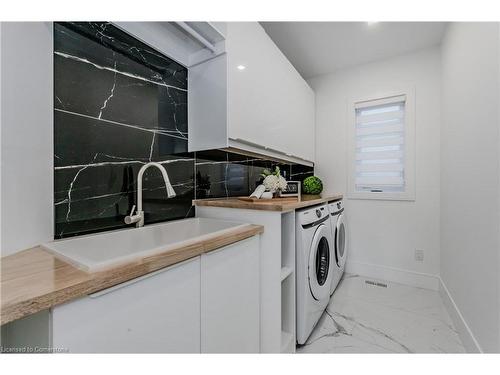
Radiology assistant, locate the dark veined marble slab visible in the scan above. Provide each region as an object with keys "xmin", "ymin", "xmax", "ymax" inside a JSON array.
[
  {"xmin": 54, "ymin": 22, "xmax": 192, "ymax": 238},
  {"xmin": 194, "ymin": 150, "xmax": 313, "ymax": 200}
]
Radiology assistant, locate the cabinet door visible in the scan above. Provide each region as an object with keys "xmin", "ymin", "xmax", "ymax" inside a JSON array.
[
  {"xmin": 226, "ymin": 22, "xmax": 315, "ymax": 162},
  {"xmin": 293, "ymin": 86, "xmax": 315, "ymax": 162},
  {"xmin": 226, "ymin": 22, "xmax": 279, "ymax": 151},
  {"xmin": 201, "ymin": 236, "xmax": 260, "ymax": 353},
  {"xmin": 52, "ymin": 257, "xmax": 201, "ymax": 353}
]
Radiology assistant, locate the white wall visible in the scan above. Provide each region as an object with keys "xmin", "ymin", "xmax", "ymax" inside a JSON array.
[
  {"xmin": 440, "ymin": 22, "xmax": 500, "ymax": 353},
  {"xmin": 308, "ymin": 47, "xmax": 442, "ymax": 289},
  {"xmin": 1, "ymin": 22, "xmax": 54, "ymax": 256},
  {"xmin": 498, "ymin": 25, "xmax": 500, "ymax": 353}
]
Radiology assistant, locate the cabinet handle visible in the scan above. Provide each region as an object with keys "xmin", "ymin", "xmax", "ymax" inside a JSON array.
[
  {"xmin": 229, "ymin": 137, "xmax": 263, "ymax": 149},
  {"xmin": 230, "ymin": 137, "xmax": 284, "ymax": 155},
  {"xmin": 88, "ymin": 257, "xmax": 198, "ymax": 298},
  {"xmin": 265, "ymin": 146, "xmax": 284, "ymax": 154},
  {"xmin": 230, "ymin": 137, "xmax": 313, "ymax": 165}
]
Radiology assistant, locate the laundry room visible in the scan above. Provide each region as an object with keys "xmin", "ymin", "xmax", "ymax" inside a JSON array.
[{"xmin": 1, "ymin": 1, "xmax": 500, "ymax": 374}]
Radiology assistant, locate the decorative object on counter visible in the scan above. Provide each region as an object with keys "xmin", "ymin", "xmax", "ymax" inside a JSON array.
[
  {"xmin": 250, "ymin": 184, "xmax": 266, "ymax": 199},
  {"xmin": 238, "ymin": 194, "xmax": 275, "ymax": 202},
  {"xmin": 280, "ymin": 180, "xmax": 301, "ymax": 198},
  {"xmin": 261, "ymin": 192, "xmax": 273, "ymax": 199},
  {"xmin": 302, "ymin": 176, "xmax": 323, "ymax": 199},
  {"xmin": 261, "ymin": 166, "xmax": 288, "ymax": 197}
]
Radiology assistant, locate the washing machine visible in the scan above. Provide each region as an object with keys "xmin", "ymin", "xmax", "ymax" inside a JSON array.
[
  {"xmin": 295, "ymin": 203, "xmax": 335, "ymax": 345},
  {"xmin": 328, "ymin": 199, "xmax": 347, "ymax": 295}
]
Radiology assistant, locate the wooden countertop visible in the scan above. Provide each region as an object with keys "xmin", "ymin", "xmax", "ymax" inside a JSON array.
[
  {"xmin": 0, "ymin": 224, "xmax": 263, "ymax": 326},
  {"xmin": 193, "ymin": 194, "xmax": 343, "ymax": 212}
]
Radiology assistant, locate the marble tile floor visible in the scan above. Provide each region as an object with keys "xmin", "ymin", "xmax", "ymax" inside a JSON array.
[{"xmin": 297, "ymin": 274, "xmax": 465, "ymax": 353}]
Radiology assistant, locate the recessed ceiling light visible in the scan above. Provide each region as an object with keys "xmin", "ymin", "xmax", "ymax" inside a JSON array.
[
  {"xmin": 367, "ymin": 22, "xmax": 379, "ymax": 26},
  {"xmin": 237, "ymin": 65, "xmax": 246, "ymax": 70}
]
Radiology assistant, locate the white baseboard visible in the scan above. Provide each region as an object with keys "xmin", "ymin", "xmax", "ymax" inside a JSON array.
[
  {"xmin": 438, "ymin": 277, "xmax": 482, "ymax": 353},
  {"xmin": 345, "ymin": 261, "xmax": 440, "ymax": 291}
]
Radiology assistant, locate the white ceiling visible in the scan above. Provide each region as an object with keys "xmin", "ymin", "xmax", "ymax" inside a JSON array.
[{"xmin": 260, "ymin": 22, "xmax": 448, "ymax": 79}]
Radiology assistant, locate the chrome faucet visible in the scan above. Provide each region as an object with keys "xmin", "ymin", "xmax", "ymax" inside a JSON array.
[{"xmin": 124, "ymin": 162, "xmax": 176, "ymax": 227}]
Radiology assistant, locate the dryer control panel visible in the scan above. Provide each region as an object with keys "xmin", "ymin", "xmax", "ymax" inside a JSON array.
[{"xmin": 328, "ymin": 199, "xmax": 344, "ymax": 216}]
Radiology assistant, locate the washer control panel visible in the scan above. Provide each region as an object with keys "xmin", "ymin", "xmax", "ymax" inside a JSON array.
[{"xmin": 297, "ymin": 204, "xmax": 329, "ymax": 226}]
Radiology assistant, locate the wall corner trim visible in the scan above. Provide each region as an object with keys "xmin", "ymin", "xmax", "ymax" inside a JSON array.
[{"xmin": 438, "ymin": 276, "xmax": 483, "ymax": 353}]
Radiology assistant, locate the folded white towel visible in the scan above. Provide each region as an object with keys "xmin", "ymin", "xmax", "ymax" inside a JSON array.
[
  {"xmin": 250, "ymin": 184, "xmax": 266, "ymax": 199},
  {"xmin": 261, "ymin": 191, "xmax": 273, "ymax": 199}
]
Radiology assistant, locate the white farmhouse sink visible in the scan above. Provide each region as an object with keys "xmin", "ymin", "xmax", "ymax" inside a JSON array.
[{"xmin": 42, "ymin": 218, "xmax": 248, "ymax": 272}]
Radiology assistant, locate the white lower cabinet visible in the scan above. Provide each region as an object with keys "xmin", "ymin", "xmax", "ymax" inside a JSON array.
[
  {"xmin": 201, "ymin": 236, "xmax": 260, "ymax": 353},
  {"xmin": 52, "ymin": 257, "xmax": 201, "ymax": 353},
  {"xmin": 50, "ymin": 236, "xmax": 261, "ymax": 353}
]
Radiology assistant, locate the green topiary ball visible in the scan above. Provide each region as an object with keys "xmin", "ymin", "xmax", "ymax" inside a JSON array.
[{"xmin": 303, "ymin": 176, "xmax": 323, "ymax": 195}]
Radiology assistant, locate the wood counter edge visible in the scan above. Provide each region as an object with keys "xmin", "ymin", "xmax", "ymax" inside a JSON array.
[{"xmin": 192, "ymin": 194, "xmax": 344, "ymax": 212}]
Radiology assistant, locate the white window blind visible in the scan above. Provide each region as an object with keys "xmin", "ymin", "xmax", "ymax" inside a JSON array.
[{"xmin": 354, "ymin": 95, "xmax": 406, "ymax": 193}]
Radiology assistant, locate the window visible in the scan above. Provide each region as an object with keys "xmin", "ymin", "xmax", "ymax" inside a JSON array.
[{"xmin": 348, "ymin": 89, "xmax": 415, "ymax": 200}]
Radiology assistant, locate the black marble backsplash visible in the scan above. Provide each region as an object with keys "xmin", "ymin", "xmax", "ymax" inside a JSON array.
[
  {"xmin": 54, "ymin": 22, "xmax": 313, "ymax": 239},
  {"xmin": 195, "ymin": 150, "xmax": 313, "ymax": 200}
]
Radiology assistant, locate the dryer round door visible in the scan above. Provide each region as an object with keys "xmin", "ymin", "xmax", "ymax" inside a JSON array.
[
  {"xmin": 334, "ymin": 213, "xmax": 347, "ymax": 268},
  {"xmin": 308, "ymin": 224, "xmax": 333, "ymax": 301}
]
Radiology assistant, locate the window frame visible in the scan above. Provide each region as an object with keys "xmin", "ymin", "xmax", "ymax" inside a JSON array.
[{"xmin": 347, "ymin": 87, "xmax": 416, "ymax": 201}]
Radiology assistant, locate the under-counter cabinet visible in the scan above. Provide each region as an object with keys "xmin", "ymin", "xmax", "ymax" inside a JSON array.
[
  {"xmin": 196, "ymin": 206, "xmax": 295, "ymax": 353},
  {"xmin": 52, "ymin": 257, "xmax": 201, "ymax": 353},
  {"xmin": 201, "ymin": 236, "xmax": 260, "ymax": 353}
]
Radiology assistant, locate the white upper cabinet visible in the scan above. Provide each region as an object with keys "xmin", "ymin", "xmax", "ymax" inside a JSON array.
[{"xmin": 189, "ymin": 22, "xmax": 315, "ymax": 165}]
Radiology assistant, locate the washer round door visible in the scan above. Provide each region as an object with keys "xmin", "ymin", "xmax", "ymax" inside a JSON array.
[
  {"xmin": 308, "ymin": 224, "xmax": 333, "ymax": 301},
  {"xmin": 334, "ymin": 213, "xmax": 347, "ymax": 268}
]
